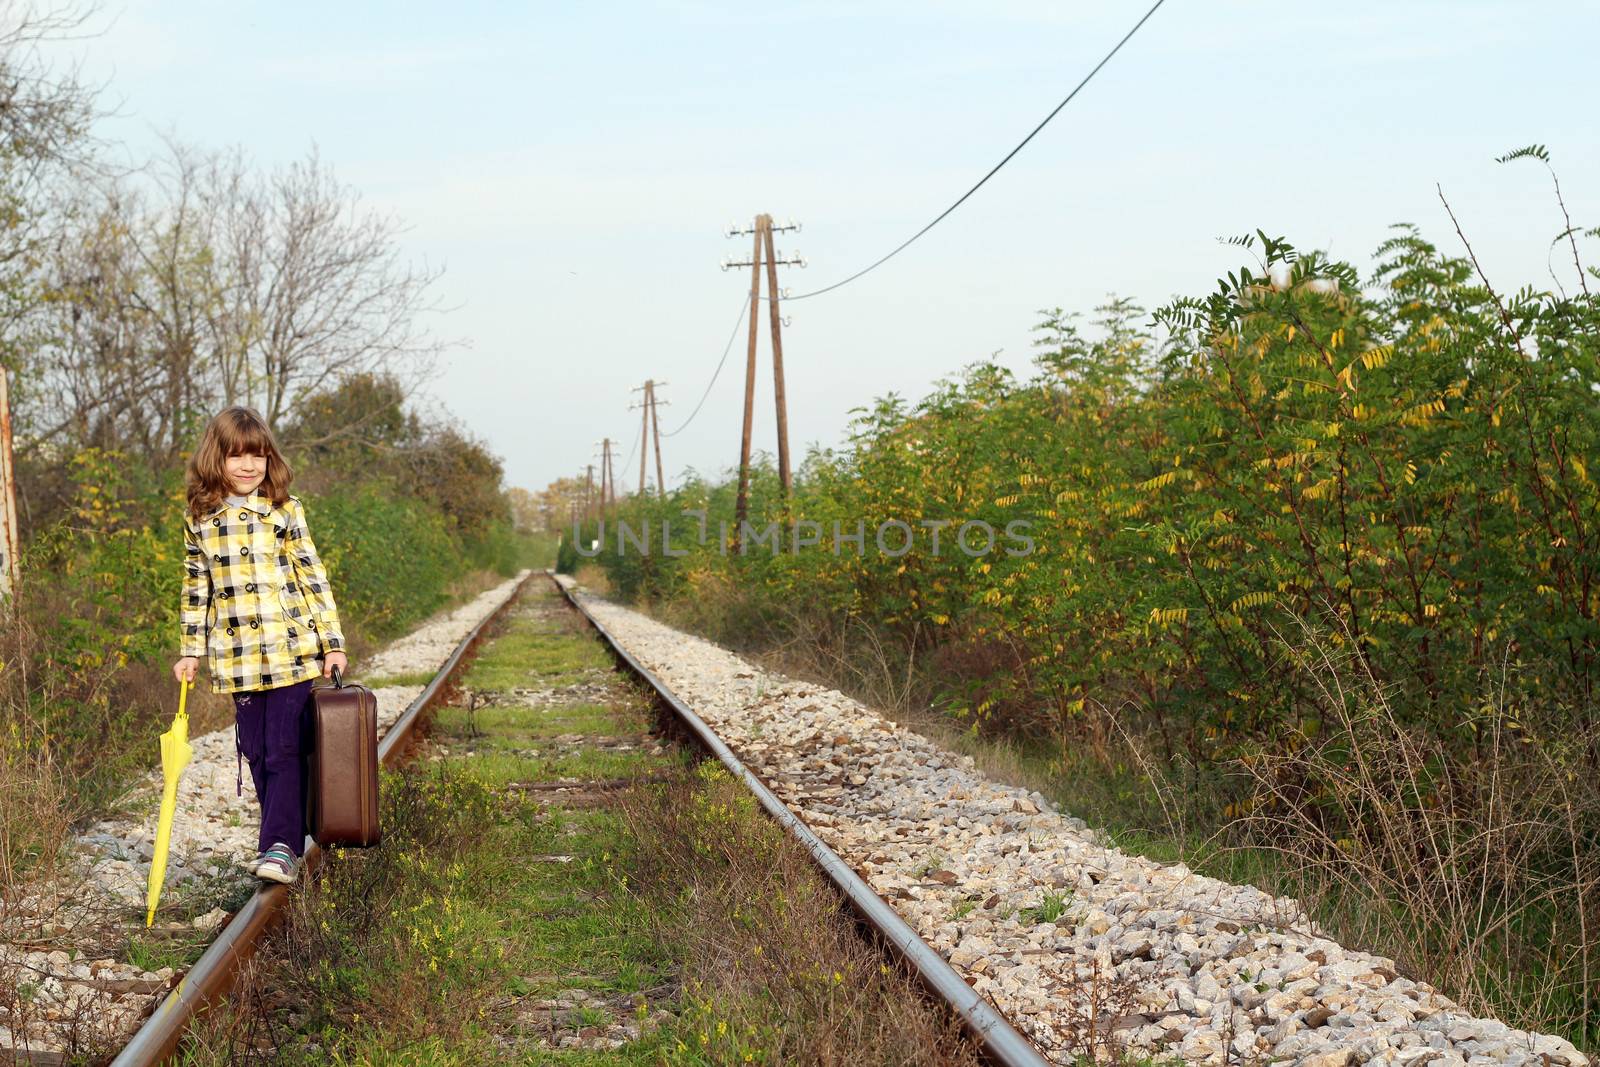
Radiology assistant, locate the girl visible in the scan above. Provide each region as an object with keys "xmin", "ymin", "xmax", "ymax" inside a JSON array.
[{"xmin": 171, "ymin": 406, "xmax": 348, "ymax": 885}]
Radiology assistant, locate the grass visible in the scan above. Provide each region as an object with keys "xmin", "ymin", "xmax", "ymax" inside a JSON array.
[
  {"xmin": 428, "ymin": 743, "xmax": 649, "ymax": 786},
  {"xmin": 175, "ymin": 614, "xmax": 679, "ymax": 1062},
  {"xmin": 124, "ymin": 929, "xmax": 209, "ymax": 975},
  {"xmin": 615, "ymin": 760, "xmax": 978, "ymax": 1065},
  {"xmin": 176, "ymin": 582, "xmax": 977, "ymax": 1065},
  {"xmin": 430, "ymin": 701, "xmax": 624, "ymax": 744},
  {"xmin": 1019, "ymin": 890, "xmax": 1072, "ymax": 926},
  {"xmin": 460, "ymin": 625, "xmax": 611, "ymax": 692}
]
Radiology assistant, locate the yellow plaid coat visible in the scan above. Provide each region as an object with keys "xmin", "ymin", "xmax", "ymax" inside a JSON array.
[{"xmin": 180, "ymin": 491, "xmax": 345, "ymax": 694}]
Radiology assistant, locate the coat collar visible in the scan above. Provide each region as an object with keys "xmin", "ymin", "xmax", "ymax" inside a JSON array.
[{"xmin": 203, "ymin": 491, "xmax": 280, "ymax": 520}]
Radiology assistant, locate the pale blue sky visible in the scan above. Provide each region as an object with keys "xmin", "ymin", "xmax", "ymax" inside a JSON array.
[{"xmin": 68, "ymin": 1, "xmax": 1595, "ymax": 494}]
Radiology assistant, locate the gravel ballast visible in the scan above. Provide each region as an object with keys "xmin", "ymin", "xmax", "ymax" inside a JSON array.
[{"xmin": 562, "ymin": 577, "xmax": 1589, "ymax": 1067}]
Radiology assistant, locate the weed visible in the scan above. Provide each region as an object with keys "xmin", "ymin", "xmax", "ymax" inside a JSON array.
[
  {"xmin": 617, "ymin": 764, "xmax": 980, "ymax": 1065},
  {"xmin": 1021, "ymin": 889, "xmax": 1072, "ymax": 926},
  {"xmin": 572, "ymin": 1004, "xmax": 610, "ymax": 1027}
]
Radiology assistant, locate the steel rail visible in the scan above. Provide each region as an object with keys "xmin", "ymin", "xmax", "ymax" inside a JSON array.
[
  {"xmin": 111, "ymin": 569, "xmax": 538, "ymax": 1067},
  {"xmin": 552, "ymin": 572, "xmax": 1051, "ymax": 1067}
]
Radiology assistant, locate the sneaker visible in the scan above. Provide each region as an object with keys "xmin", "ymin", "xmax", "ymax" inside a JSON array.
[{"xmin": 254, "ymin": 842, "xmax": 299, "ymax": 884}]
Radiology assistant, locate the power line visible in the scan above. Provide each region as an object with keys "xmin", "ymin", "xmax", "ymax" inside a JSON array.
[
  {"xmin": 781, "ymin": 0, "xmax": 1169, "ymax": 303},
  {"xmin": 604, "ymin": 0, "xmax": 1167, "ymax": 490},
  {"xmin": 662, "ymin": 291, "xmax": 751, "ymax": 438},
  {"xmin": 617, "ymin": 416, "xmax": 643, "ymax": 474}
]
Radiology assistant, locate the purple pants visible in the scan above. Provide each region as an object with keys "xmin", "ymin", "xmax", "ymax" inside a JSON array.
[{"xmin": 233, "ymin": 678, "xmax": 315, "ymax": 857}]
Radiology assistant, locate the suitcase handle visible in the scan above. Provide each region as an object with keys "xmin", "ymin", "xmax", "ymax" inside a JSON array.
[{"xmin": 331, "ymin": 665, "xmax": 343, "ymax": 688}]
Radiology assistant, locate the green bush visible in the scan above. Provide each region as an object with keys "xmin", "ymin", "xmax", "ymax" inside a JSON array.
[
  {"xmin": 596, "ymin": 230, "xmax": 1600, "ymax": 760},
  {"xmin": 554, "ymin": 528, "xmax": 581, "ymax": 576},
  {"xmin": 301, "ymin": 476, "xmax": 464, "ymax": 638}
]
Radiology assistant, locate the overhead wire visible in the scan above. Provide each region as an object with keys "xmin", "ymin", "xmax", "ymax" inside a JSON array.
[
  {"xmin": 615, "ymin": 417, "xmax": 642, "ymax": 479},
  {"xmin": 600, "ymin": 0, "xmax": 1169, "ymax": 481},
  {"xmin": 661, "ymin": 291, "xmax": 752, "ymax": 438},
  {"xmin": 778, "ymin": 0, "xmax": 1169, "ymax": 303}
]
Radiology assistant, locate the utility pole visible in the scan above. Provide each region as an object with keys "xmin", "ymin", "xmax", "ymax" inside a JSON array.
[
  {"xmin": 630, "ymin": 380, "xmax": 671, "ymax": 498},
  {"xmin": 762, "ymin": 223, "xmax": 792, "ymax": 500},
  {"xmin": 596, "ymin": 438, "xmax": 618, "ymax": 510},
  {"xmin": 650, "ymin": 384, "xmax": 667, "ymax": 500},
  {"xmin": 723, "ymin": 214, "xmax": 804, "ymax": 526},
  {"xmin": 0, "ymin": 366, "xmax": 17, "ymax": 604},
  {"xmin": 584, "ymin": 464, "xmax": 596, "ymax": 520},
  {"xmin": 595, "ymin": 440, "xmax": 613, "ymax": 513}
]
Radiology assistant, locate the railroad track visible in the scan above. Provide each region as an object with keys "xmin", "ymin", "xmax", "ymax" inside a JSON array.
[
  {"xmin": 71, "ymin": 565, "xmax": 1591, "ymax": 1066},
  {"xmin": 551, "ymin": 571, "xmax": 1051, "ymax": 1067},
  {"xmin": 10, "ymin": 572, "xmax": 1060, "ymax": 1067},
  {"xmin": 93, "ymin": 565, "xmax": 1046, "ymax": 1066}
]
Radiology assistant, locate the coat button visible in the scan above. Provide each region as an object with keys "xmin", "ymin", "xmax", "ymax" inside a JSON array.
[
  {"xmin": 238, "ymin": 511, "xmax": 248, "ymax": 520},
  {"xmin": 226, "ymin": 627, "xmax": 235, "ymax": 635},
  {"xmin": 213, "ymin": 554, "xmax": 221, "ymax": 562},
  {"xmin": 241, "ymin": 547, "xmax": 250, "ymax": 556},
  {"xmin": 221, "ymin": 590, "xmax": 230, "ymax": 599},
  {"xmin": 245, "ymin": 582, "xmax": 255, "ymax": 592},
  {"xmin": 308, "ymin": 619, "xmax": 316, "ymax": 629},
  {"xmin": 212, "ymin": 518, "xmax": 221, "ymax": 526},
  {"xmin": 250, "ymin": 619, "xmax": 259, "ymax": 628}
]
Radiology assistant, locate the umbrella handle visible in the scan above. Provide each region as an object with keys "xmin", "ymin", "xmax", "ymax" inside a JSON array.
[{"xmin": 177, "ymin": 677, "xmax": 192, "ymax": 719}]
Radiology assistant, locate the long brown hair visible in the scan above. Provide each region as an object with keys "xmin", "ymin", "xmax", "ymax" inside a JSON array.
[{"xmin": 185, "ymin": 407, "xmax": 296, "ymax": 521}]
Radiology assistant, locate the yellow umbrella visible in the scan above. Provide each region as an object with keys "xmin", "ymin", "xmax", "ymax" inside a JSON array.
[{"xmin": 145, "ymin": 678, "xmax": 195, "ymax": 927}]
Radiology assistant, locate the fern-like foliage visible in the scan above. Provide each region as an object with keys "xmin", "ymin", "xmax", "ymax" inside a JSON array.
[{"xmin": 1496, "ymin": 143, "xmax": 1550, "ymax": 164}]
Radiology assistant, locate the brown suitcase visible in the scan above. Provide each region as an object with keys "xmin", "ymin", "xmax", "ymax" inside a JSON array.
[{"xmin": 308, "ymin": 667, "xmax": 382, "ymax": 848}]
